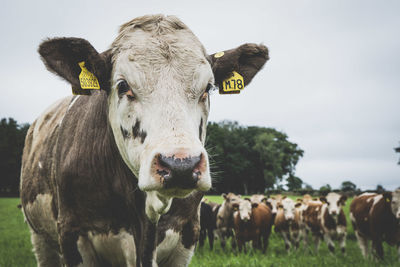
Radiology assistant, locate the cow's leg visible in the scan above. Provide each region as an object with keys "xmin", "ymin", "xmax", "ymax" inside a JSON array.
[
  {"xmin": 337, "ymin": 225, "xmax": 347, "ymax": 254},
  {"xmin": 291, "ymin": 229, "xmax": 300, "ymax": 250},
  {"xmin": 303, "ymin": 228, "xmax": 310, "ymax": 248},
  {"xmin": 372, "ymin": 238, "xmax": 384, "ymax": 260},
  {"xmin": 76, "ymin": 235, "xmax": 99, "ymax": 267},
  {"xmin": 207, "ymin": 228, "xmax": 214, "ymax": 250},
  {"xmin": 354, "ymin": 231, "xmax": 369, "ymax": 258},
  {"xmin": 281, "ymin": 232, "xmax": 291, "ymax": 252},
  {"xmin": 199, "ymin": 229, "xmax": 206, "ymax": 248},
  {"xmin": 262, "ymin": 232, "xmax": 270, "ymax": 253},
  {"xmin": 236, "ymin": 236, "xmax": 244, "ymax": 253},
  {"xmin": 312, "ymin": 233, "xmax": 321, "ymax": 252},
  {"xmin": 30, "ymin": 231, "xmax": 61, "ymax": 267},
  {"xmin": 323, "ymin": 233, "xmax": 335, "ymax": 253},
  {"xmin": 230, "ymin": 229, "xmax": 237, "ymax": 249}
]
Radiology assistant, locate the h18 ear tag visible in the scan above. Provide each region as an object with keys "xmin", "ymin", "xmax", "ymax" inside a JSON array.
[
  {"xmin": 78, "ymin": 61, "xmax": 100, "ymax": 90},
  {"xmin": 219, "ymin": 71, "xmax": 244, "ymax": 94}
]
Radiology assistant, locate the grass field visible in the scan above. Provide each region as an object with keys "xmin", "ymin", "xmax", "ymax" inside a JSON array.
[{"xmin": 0, "ymin": 196, "xmax": 399, "ymax": 267}]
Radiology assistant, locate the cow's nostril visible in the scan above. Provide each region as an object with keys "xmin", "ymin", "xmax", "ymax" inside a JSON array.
[{"xmin": 156, "ymin": 153, "xmax": 203, "ymax": 189}]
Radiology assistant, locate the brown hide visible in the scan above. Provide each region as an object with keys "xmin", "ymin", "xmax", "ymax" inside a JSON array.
[{"xmin": 233, "ymin": 203, "xmax": 273, "ymax": 251}]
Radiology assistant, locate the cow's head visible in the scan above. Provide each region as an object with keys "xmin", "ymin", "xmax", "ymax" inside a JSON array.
[
  {"xmin": 38, "ymin": 15, "xmax": 268, "ymax": 214},
  {"xmin": 266, "ymin": 197, "xmax": 279, "ymax": 216},
  {"xmin": 385, "ymin": 189, "xmax": 400, "ymax": 220},
  {"xmin": 233, "ymin": 198, "xmax": 257, "ymax": 222},
  {"xmin": 279, "ymin": 197, "xmax": 297, "ymax": 221},
  {"xmin": 320, "ymin": 192, "xmax": 347, "ymax": 217}
]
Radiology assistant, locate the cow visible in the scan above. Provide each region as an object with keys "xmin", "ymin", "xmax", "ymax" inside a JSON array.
[
  {"xmin": 232, "ymin": 198, "xmax": 274, "ymax": 253},
  {"xmin": 199, "ymin": 200, "xmax": 220, "ymax": 250},
  {"xmin": 19, "ymin": 14, "xmax": 269, "ymax": 267},
  {"xmin": 274, "ymin": 197, "xmax": 302, "ymax": 251},
  {"xmin": 350, "ymin": 189, "xmax": 400, "ymax": 260},
  {"xmin": 216, "ymin": 193, "xmax": 241, "ymax": 249},
  {"xmin": 266, "ymin": 195, "xmax": 282, "ymax": 219},
  {"xmin": 303, "ymin": 192, "xmax": 347, "ymax": 253},
  {"xmin": 250, "ymin": 194, "xmax": 267, "ymax": 204}
]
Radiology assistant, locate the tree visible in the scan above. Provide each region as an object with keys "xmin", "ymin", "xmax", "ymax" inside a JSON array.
[
  {"xmin": 340, "ymin": 180, "xmax": 357, "ymax": 192},
  {"xmin": 0, "ymin": 118, "xmax": 30, "ymax": 195},
  {"xmin": 286, "ymin": 175, "xmax": 303, "ymax": 191},
  {"xmin": 319, "ymin": 184, "xmax": 331, "ymax": 195},
  {"xmin": 395, "ymin": 143, "xmax": 400, "ymax": 164},
  {"xmin": 206, "ymin": 121, "xmax": 304, "ymax": 194},
  {"xmin": 376, "ymin": 184, "xmax": 385, "ymax": 194}
]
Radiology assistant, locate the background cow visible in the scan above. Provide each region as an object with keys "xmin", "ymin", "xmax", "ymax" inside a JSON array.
[
  {"xmin": 232, "ymin": 198, "xmax": 274, "ymax": 253},
  {"xmin": 303, "ymin": 193, "xmax": 347, "ymax": 253},
  {"xmin": 216, "ymin": 193, "xmax": 241, "ymax": 249},
  {"xmin": 274, "ymin": 197, "xmax": 302, "ymax": 251},
  {"xmin": 20, "ymin": 14, "xmax": 268, "ymax": 267},
  {"xmin": 199, "ymin": 200, "xmax": 220, "ymax": 250},
  {"xmin": 350, "ymin": 189, "xmax": 400, "ymax": 260}
]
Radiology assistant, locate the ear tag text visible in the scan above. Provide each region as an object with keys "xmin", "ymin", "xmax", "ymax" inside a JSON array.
[
  {"xmin": 78, "ymin": 61, "xmax": 100, "ymax": 90},
  {"xmin": 220, "ymin": 71, "xmax": 244, "ymax": 94}
]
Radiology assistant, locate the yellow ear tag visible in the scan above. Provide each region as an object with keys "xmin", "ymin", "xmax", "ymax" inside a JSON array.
[
  {"xmin": 220, "ymin": 71, "xmax": 244, "ymax": 94},
  {"xmin": 214, "ymin": 51, "xmax": 224, "ymax": 58},
  {"xmin": 386, "ymin": 198, "xmax": 390, "ymax": 203},
  {"xmin": 78, "ymin": 61, "xmax": 100, "ymax": 90}
]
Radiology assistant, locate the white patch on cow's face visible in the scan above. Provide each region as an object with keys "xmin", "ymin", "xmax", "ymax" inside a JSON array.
[
  {"xmin": 107, "ymin": 17, "xmax": 212, "ymax": 202},
  {"xmin": 238, "ymin": 199, "xmax": 252, "ymax": 222},
  {"xmin": 281, "ymin": 198, "xmax": 295, "ymax": 221},
  {"xmin": 391, "ymin": 189, "xmax": 400, "ymax": 219},
  {"xmin": 325, "ymin": 193, "xmax": 343, "ymax": 217},
  {"xmin": 267, "ymin": 198, "xmax": 278, "ymax": 215}
]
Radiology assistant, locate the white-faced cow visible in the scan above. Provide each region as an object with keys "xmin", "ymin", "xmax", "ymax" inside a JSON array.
[
  {"xmin": 303, "ymin": 193, "xmax": 347, "ymax": 253},
  {"xmin": 232, "ymin": 198, "xmax": 274, "ymax": 253},
  {"xmin": 215, "ymin": 193, "xmax": 242, "ymax": 249},
  {"xmin": 20, "ymin": 15, "xmax": 268, "ymax": 267},
  {"xmin": 350, "ymin": 190, "xmax": 400, "ymax": 260},
  {"xmin": 274, "ymin": 197, "xmax": 302, "ymax": 251}
]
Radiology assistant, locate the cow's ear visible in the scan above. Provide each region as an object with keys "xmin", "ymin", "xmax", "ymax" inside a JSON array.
[
  {"xmin": 261, "ymin": 197, "xmax": 268, "ymax": 204},
  {"xmin": 244, "ymin": 197, "xmax": 251, "ymax": 202},
  {"xmin": 295, "ymin": 202, "xmax": 302, "ymax": 208},
  {"xmin": 38, "ymin": 37, "xmax": 112, "ymax": 95},
  {"xmin": 209, "ymin": 43, "xmax": 269, "ymax": 89},
  {"xmin": 232, "ymin": 203, "xmax": 239, "ymax": 211},
  {"xmin": 339, "ymin": 195, "xmax": 347, "ymax": 205},
  {"xmin": 320, "ymin": 197, "xmax": 327, "ymax": 203},
  {"xmin": 252, "ymin": 202, "xmax": 259, "ymax": 208},
  {"xmin": 221, "ymin": 193, "xmax": 227, "ymax": 200},
  {"xmin": 382, "ymin": 192, "xmax": 392, "ymax": 203},
  {"xmin": 282, "ymin": 196, "xmax": 287, "ymax": 200},
  {"xmin": 266, "ymin": 202, "xmax": 273, "ymax": 210}
]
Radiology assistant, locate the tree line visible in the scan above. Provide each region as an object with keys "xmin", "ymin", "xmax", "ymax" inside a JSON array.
[{"xmin": 0, "ymin": 117, "xmax": 398, "ymax": 196}]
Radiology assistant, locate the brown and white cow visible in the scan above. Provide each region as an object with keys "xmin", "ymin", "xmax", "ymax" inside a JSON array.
[
  {"xmin": 350, "ymin": 190, "xmax": 400, "ymax": 260},
  {"xmin": 303, "ymin": 193, "xmax": 347, "ymax": 253},
  {"xmin": 232, "ymin": 198, "xmax": 274, "ymax": 253},
  {"xmin": 274, "ymin": 197, "xmax": 302, "ymax": 251},
  {"xmin": 215, "ymin": 193, "xmax": 241, "ymax": 249},
  {"xmin": 20, "ymin": 15, "xmax": 268, "ymax": 267}
]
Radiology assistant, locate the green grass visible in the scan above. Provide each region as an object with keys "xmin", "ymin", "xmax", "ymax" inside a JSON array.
[
  {"xmin": 0, "ymin": 197, "xmax": 399, "ymax": 267},
  {"xmin": 0, "ymin": 198, "xmax": 35, "ymax": 267}
]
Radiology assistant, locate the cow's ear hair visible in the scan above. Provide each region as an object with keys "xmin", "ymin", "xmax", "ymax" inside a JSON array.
[
  {"xmin": 320, "ymin": 197, "xmax": 327, "ymax": 203},
  {"xmin": 295, "ymin": 202, "xmax": 302, "ymax": 208},
  {"xmin": 382, "ymin": 192, "xmax": 392, "ymax": 203},
  {"xmin": 221, "ymin": 193, "xmax": 227, "ymax": 200},
  {"xmin": 252, "ymin": 202, "xmax": 259, "ymax": 208},
  {"xmin": 282, "ymin": 196, "xmax": 287, "ymax": 200},
  {"xmin": 38, "ymin": 37, "xmax": 112, "ymax": 94},
  {"xmin": 209, "ymin": 43, "xmax": 269, "ymax": 89},
  {"xmin": 266, "ymin": 202, "xmax": 273, "ymax": 210},
  {"xmin": 261, "ymin": 197, "xmax": 268, "ymax": 204},
  {"xmin": 244, "ymin": 197, "xmax": 251, "ymax": 202}
]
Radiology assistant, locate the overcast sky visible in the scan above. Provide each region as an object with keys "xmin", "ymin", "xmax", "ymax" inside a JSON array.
[{"xmin": 1, "ymin": 0, "xmax": 399, "ymax": 190}]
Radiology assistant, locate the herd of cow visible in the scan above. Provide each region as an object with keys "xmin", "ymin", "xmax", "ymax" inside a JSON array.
[{"xmin": 199, "ymin": 190, "xmax": 400, "ymax": 260}]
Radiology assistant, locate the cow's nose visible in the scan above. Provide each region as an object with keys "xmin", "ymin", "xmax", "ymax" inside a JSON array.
[
  {"xmin": 156, "ymin": 153, "xmax": 203, "ymax": 189},
  {"xmin": 331, "ymin": 210, "xmax": 337, "ymax": 215}
]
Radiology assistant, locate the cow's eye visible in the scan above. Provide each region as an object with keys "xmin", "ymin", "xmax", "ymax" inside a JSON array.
[
  {"xmin": 200, "ymin": 83, "xmax": 215, "ymax": 102},
  {"xmin": 117, "ymin": 80, "xmax": 135, "ymax": 100}
]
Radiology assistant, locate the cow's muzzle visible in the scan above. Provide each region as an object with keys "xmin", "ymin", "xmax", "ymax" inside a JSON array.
[{"xmin": 156, "ymin": 153, "xmax": 204, "ymax": 189}]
